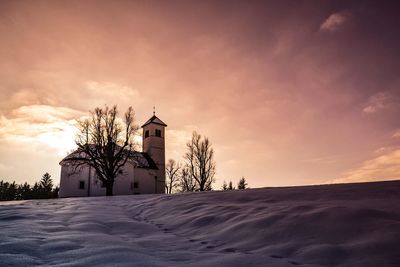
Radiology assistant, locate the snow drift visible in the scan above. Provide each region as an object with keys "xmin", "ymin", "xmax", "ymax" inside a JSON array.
[{"xmin": 1, "ymin": 180, "xmax": 399, "ymax": 266}]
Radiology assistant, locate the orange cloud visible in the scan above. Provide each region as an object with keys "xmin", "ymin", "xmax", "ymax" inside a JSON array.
[
  {"xmin": 0, "ymin": 105, "xmax": 84, "ymax": 155},
  {"xmin": 320, "ymin": 11, "xmax": 351, "ymax": 32},
  {"xmin": 332, "ymin": 148, "xmax": 400, "ymax": 183},
  {"xmin": 363, "ymin": 92, "xmax": 389, "ymax": 114},
  {"xmin": 393, "ymin": 130, "xmax": 400, "ymax": 138}
]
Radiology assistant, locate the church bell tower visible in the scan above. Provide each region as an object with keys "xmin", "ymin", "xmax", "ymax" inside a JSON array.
[{"xmin": 141, "ymin": 110, "xmax": 167, "ymax": 194}]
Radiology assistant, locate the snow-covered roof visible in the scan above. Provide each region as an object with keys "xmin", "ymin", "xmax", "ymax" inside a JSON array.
[
  {"xmin": 60, "ymin": 148, "xmax": 158, "ymax": 169},
  {"xmin": 141, "ymin": 115, "xmax": 167, "ymax": 128}
]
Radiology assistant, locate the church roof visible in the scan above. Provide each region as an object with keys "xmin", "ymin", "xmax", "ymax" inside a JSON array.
[
  {"xmin": 141, "ymin": 115, "xmax": 167, "ymax": 128},
  {"xmin": 60, "ymin": 148, "xmax": 158, "ymax": 169}
]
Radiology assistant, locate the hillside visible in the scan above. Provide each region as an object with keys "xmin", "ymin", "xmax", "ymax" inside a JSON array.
[{"xmin": 1, "ymin": 181, "xmax": 400, "ymax": 266}]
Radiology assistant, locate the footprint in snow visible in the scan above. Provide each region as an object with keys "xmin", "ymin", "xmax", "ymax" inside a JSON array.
[
  {"xmin": 270, "ymin": 255, "xmax": 283, "ymax": 259},
  {"xmin": 223, "ymin": 248, "xmax": 236, "ymax": 253}
]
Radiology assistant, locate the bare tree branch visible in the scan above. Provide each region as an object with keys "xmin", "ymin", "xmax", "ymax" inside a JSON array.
[
  {"xmin": 184, "ymin": 131, "xmax": 216, "ymax": 191},
  {"xmin": 72, "ymin": 105, "xmax": 138, "ymax": 196},
  {"xmin": 165, "ymin": 159, "xmax": 181, "ymax": 194}
]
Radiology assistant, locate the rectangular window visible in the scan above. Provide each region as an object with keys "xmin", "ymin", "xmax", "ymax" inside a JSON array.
[
  {"xmin": 79, "ymin": 181, "xmax": 85, "ymax": 189},
  {"xmin": 145, "ymin": 130, "xmax": 149, "ymax": 138},
  {"xmin": 133, "ymin": 182, "xmax": 139, "ymax": 188},
  {"xmin": 155, "ymin": 129, "xmax": 161, "ymax": 137}
]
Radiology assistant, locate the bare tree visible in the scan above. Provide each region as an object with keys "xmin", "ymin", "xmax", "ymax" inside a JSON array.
[
  {"xmin": 74, "ymin": 105, "xmax": 138, "ymax": 196},
  {"xmin": 165, "ymin": 159, "xmax": 181, "ymax": 194},
  {"xmin": 179, "ymin": 164, "xmax": 196, "ymax": 192},
  {"xmin": 184, "ymin": 131, "xmax": 216, "ymax": 191}
]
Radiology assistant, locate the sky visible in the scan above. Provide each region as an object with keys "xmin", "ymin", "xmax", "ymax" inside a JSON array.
[{"xmin": 0, "ymin": 0, "xmax": 399, "ymax": 188}]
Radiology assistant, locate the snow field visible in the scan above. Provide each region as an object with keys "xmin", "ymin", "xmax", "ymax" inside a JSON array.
[{"xmin": 1, "ymin": 180, "xmax": 400, "ymax": 266}]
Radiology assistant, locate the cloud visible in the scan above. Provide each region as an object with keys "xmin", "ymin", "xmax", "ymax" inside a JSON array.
[
  {"xmin": 302, "ymin": 156, "xmax": 337, "ymax": 165},
  {"xmin": 85, "ymin": 81, "xmax": 141, "ymax": 102},
  {"xmin": 393, "ymin": 129, "xmax": 400, "ymax": 138},
  {"xmin": 165, "ymin": 126, "xmax": 196, "ymax": 161},
  {"xmin": 3, "ymin": 81, "xmax": 146, "ymax": 119},
  {"xmin": 320, "ymin": 11, "xmax": 351, "ymax": 32},
  {"xmin": 0, "ymin": 105, "xmax": 85, "ymax": 156},
  {"xmin": 0, "ymin": 104, "xmax": 145, "ymax": 183},
  {"xmin": 0, "ymin": 103, "xmax": 149, "ymax": 157},
  {"xmin": 331, "ymin": 148, "xmax": 400, "ymax": 183},
  {"xmin": 362, "ymin": 92, "xmax": 389, "ymax": 114},
  {"xmin": 0, "ymin": 162, "xmax": 11, "ymax": 172},
  {"xmin": 9, "ymin": 89, "xmax": 46, "ymax": 107}
]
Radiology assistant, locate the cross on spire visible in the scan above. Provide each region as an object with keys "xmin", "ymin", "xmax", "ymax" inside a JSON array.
[{"xmin": 153, "ymin": 106, "xmax": 155, "ymax": 116}]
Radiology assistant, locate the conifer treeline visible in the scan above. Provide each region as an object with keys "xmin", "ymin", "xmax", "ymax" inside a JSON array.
[
  {"xmin": 221, "ymin": 177, "xmax": 248, "ymax": 191},
  {"xmin": 0, "ymin": 173, "xmax": 59, "ymax": 201}
]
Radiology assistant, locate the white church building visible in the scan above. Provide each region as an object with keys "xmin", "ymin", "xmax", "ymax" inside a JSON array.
[{"xmin": 59, "ymin": 114, "xmax": 167, "ymax": 197}]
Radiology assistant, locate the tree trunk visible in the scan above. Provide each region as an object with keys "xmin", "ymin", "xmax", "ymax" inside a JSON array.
[{"xmin": 106, "ymin": 182, "xmax": 113, "ymax": 196}]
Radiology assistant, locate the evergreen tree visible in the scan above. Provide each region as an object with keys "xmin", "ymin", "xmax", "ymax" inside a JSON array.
[
  {"xmin": 0, "ymin": 181, "xmax": 11, "ymax": 200},
  {"xmin": 228, "ymin": 181, "xmax": 235, "ymax": 190},
  {"xmin": 0, "ymin": 173, "xmax": 58, "ymax": 201},
  {"xmin": 51, "ymin": 186, "xmax": 59, "ymax": 198},
  {"xmin": 17, "ymin": 182, "xmax": 32, "ymax": 200},
  {"xmin": 221, "ymin": 180, "xmax": 228, "ymax": 190},
  {"xmin": 237, "ymin": 177, "xmax": 248, "ymax": 190},
  {"xmin": 31, "ymin": 182, "xmax": 42, "ymax": 199},
  {"xmin": 40, "ymin": 173, "xmax": 53, "ymax": 198}
]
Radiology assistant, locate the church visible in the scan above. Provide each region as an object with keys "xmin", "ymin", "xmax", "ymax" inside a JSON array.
[{"xmin": 59, "ymin": 114, "xmax": 167, "ymax": 197}]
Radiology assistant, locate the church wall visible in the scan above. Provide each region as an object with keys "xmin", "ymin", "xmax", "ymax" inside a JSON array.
[
  {"xmin": 113, "ymin": 163, "xmax": 135, "ymax": 195},
  {"xmin": 155, "ymin": 165, "xmax": 166, "ymax": 194},
  {"xmin": 134, "ymin": 168, "xmax": 159, "ymax": 194},
  {"xmin": 59, "ymin": 164, "xmax": 91, "ymax": 197},
  {"xmin": 59, "ymin": 162, "xmax": 161, "ymax": 197},
  {"xmin": 88, "ymin": 169, "xmax": 106, "ymax": 196}
]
